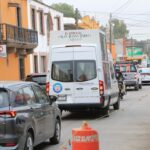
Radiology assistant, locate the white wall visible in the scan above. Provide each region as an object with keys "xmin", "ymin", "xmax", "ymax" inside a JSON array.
[{"xmin": 27, "ymin": 0, "xmax": 64, "ymax": 73}]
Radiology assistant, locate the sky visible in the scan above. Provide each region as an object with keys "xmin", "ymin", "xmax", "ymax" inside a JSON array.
[{"xmin": 44, "ymin": 0, "xmax": 150, "ymax": 40}]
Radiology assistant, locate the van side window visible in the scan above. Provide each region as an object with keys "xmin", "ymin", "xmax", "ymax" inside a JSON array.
[
  {"xmin": 103, "ymin": 62, "xmax": 111, "ymax": 89},
  {"xmin": 110, "ymin": 62, "xmax": 115, "ymax": 80},
  {"xmin": 100, "ymin": 33, "xmax": 108, "ymax": 61}
]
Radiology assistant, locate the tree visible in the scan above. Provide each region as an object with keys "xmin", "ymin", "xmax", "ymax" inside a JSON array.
[
  {"xmin": 112, "ymin": 19, "xmax": 129, "ymax": 39},
  {"xmin": 51, "ymin": 3, "xmax": 81, "ymax": 19}
]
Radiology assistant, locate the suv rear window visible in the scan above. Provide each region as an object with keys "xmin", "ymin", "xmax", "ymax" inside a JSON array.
[
  {"xmin": 26, "ymin": 75, "xmax": 46, "ymax": 84},
  {"xmin": 52, "ymin": 60, "xmax": 96, "ymax": 82},
  {"xmin": 0, "ymin": 89, "xmax": 9, "ymax": 108}
]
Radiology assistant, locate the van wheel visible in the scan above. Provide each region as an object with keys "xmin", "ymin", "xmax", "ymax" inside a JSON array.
[
  {"xmin": 24, "ymin": 132, "xmax": 33, "ymax": 150},
  {"xmin": 113, "ymin": 96, "xmax": 120, "ymax": 110},
  {"xmin": 102, "ymin": 106, "xmax": 110, "ymax": 117},
  {"xmin": 139, "ymin": 84, "xmax": 142, "ymax": 89},
  {"xmin": 135, "ymin": 84, "xmax": 139, "ymax": 91},
  {"xmin": 50, "ymin": 119, "xmax": 61, "ymax": 144}
]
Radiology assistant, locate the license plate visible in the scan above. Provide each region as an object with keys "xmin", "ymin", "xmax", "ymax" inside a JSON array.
[{"xmin": 57, "ymin": 95, "xmax": 67, "ymax": 101}]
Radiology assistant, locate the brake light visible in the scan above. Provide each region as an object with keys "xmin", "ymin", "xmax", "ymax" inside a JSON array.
[
  {"xmin": 0, "ymin": 143, "xmax": 17, "ymax": 147},
  {"xmin": 0, "ymin": 111, "xmax": 16, "ymax": 118},
  {"xmin": 46, "ymin": 82, "xmax": 50, "ymax": 94},
  {"xmin": 99, "ymin": 80, "xmax": 104, "ymax": 95},
  {"xmin": 4, "ymin": 143, "xmax": 17, "ymax": 147}
]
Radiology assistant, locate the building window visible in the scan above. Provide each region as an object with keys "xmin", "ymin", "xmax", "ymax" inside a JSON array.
[
  {"xmin": 39, "ymin": 11, "xmax": 44, "ymax": 34},
  {"xmin": 41, "ymin": 56, "xmax": 46, "ymax": 72},
  {"xmin": 34, "ymin": 55, "xmax": 38, "ymax": 73},
  {"xmin": 47, "ymin": 13, "xmax": 53, "ymax": 45},
  {"xmin": 31, "ymin": 8, "xmax": 36, "ymax": 30},
  {"xmin": 16, "ymin": 7, "xmax": 21, "ymax": 27},
  {"xmin": 55, "ymin": 16, "xmax": 61, "ymax": 30},
  {"xmin": 19, "ymin": 56, "xmax": 25, "ymax": 80}
]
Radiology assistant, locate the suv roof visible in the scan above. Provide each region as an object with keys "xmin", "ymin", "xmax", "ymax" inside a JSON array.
[
  {"xmin": 115, "ymin": 61, "xmax": 138, "ymax": 65},
  {"xmin": 0, "ymin": 81, "xmax": 36, "ymax": 91}
]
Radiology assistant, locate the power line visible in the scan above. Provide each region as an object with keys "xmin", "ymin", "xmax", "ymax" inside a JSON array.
[
  {"xmin": 113, "ymin": 16, "xmax": 150, "ymax": 24},
  {"xmin": 112, "ymin": 0, "xmax": 133, "ymax": 13}
]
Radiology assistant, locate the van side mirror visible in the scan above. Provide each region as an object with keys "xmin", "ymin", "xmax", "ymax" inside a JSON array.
[{"xmin": 49, "ymin": 95, "xmax": 57, "ymax": 103}]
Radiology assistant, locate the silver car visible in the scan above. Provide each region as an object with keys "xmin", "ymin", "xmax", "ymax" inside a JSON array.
[
  {"xmin": 139, "ymin": 67, "xmax": 150, "ymax": 84},
  {"xmin": 115, "ymin": 62, "xmax": 142, "ymax": 90},
  {"xmin": 0, "ymin": 81, "xmax": 61, "ymax": 150}
]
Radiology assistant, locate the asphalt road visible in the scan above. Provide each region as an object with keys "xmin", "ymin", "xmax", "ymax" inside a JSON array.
[{"xmin": 35, "ymin": 85, "xmax": 150, "ymax": 150}]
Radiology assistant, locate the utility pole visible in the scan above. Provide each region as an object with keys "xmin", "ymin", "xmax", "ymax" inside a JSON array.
[
  {"xmin": 131, "ymin": 37, "xmax": 133, "ymax": 59},
  {"xmin": 109, "ymin": 13, "xmax": 112, "ymax": 53},
  {"xmin": 75, "ymin": 8, "xmax": 79, "ymax": 29}
]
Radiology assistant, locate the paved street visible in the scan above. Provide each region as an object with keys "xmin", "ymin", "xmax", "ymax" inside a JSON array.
[{"xmin": 35, "ymin": 85, "xmax": 150, "ymax": 150}]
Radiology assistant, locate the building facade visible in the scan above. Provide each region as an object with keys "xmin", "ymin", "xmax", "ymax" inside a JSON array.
[
  {"xmin": 27, "ymin": 0, "xmax": 64, "ymax": 73},
  {"xmin": 0, "ymin": 0, "xmax": 38, "ymax": 80}
]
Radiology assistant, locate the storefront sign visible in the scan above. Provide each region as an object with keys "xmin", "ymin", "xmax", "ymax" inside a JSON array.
[{"xmin": 0, "ymin": 45, "xmax": 7, "ymax": 57}]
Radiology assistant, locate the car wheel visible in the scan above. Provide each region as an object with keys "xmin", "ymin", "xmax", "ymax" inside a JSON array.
[
  {"xmin": 24, "ymin": 132, "xmax": 33, "ymax": 150},
  {"xmin": 50, "ymin": 119, "xmax": 61, "ymax": 144},
  {"xmin": 113, "ymin": 96, "xmax": 120, "ymax": 110}
]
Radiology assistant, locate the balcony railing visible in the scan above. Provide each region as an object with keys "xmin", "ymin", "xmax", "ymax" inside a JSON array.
[{"xmin": 0, "ymin": 24, "xmax": 38, "ymax": 49}]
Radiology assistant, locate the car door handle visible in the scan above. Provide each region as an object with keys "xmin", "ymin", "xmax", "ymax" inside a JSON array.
[{"xmin": 76, "ymin": 88, "xmax": 83, "ymax": 90}]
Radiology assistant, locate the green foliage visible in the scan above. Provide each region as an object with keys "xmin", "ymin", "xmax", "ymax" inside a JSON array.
[
  {"xmin": 51, "ymin": 3, "xmax": 81, "ymax": 19},
  {"xmin": 112, "ymin": 19, "xmax": 129, "ymax": 39}
]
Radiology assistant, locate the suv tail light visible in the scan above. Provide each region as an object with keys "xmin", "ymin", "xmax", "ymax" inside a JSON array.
[
  {"xmin": 99, "ymin": 80, "xmax": 104, "ymax": 95},
  {"xmin": 46, "ymin": 82, "xmax": 50, "ymax": 94},
  {"xmin": 0, "ymin": 111, "xmax": 16, "ymax": 118},
  {"xmin": 0, "ymin": 143, "xmax": 17, "ymax": 147}
]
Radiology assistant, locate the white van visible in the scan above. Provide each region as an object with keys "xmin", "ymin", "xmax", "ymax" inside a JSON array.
[{"xmin": 46, "ymin": 30, "xmax": 120, "ymax": 116}]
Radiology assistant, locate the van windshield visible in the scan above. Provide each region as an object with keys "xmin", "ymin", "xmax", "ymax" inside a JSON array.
[{"xmin": 52, "ymin": 60, "xmax": 96, "ymax": 82}]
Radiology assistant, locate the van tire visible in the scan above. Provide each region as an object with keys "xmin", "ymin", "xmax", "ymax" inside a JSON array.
[
  {"xmin": 113, "ymin": 96, "xmax": 120, "ymax": 110},
  {"xmin": 102, "ymin": 107, "xmax": 109, "ymax": 117},
  {"xmin": 135, "ymin": 84, "xmax": 139, "ymax": 91},
  {"xmin": 139, "ymin": 84, "xmax": 142, "ymax": 89}
]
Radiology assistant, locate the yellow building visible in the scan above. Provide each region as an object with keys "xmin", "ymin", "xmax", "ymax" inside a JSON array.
[
  {"xmin": 78, "ymin": 16, "xmax": 100, "ymax": 29},
  {"xmin": 0, "ymin": 0, "xmax": 38, "ymax": 80}
]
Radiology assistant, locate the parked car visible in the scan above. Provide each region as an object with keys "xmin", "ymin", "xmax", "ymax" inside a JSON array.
[
  {"xmin": 115, "ymin": 62, "xmax": 142, "ymax": 90},
  {"xmin": 0, "ymin": 81, "xmax": 61, "ymax": 150},
  {"xmin": 139, "ymin": 67, "xmax": 150, "ymax": 84},
  {"xmin": 25, "ymin": 73, "xmax": 46, "ymax": 90}
]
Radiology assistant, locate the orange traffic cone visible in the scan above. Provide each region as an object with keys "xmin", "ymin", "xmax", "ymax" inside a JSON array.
[{"xmin": 72, "ymin": 121, "xmax": 99, "ymax": 150}]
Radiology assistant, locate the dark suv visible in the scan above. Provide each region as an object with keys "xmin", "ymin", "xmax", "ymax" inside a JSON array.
[
  {"xmin": 25, "ymin": 73, "xmax": 46, "ymax": 90},
  {"xmin": 0, "ymin": 81, "xmax": 61, "ymax": 150}
]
